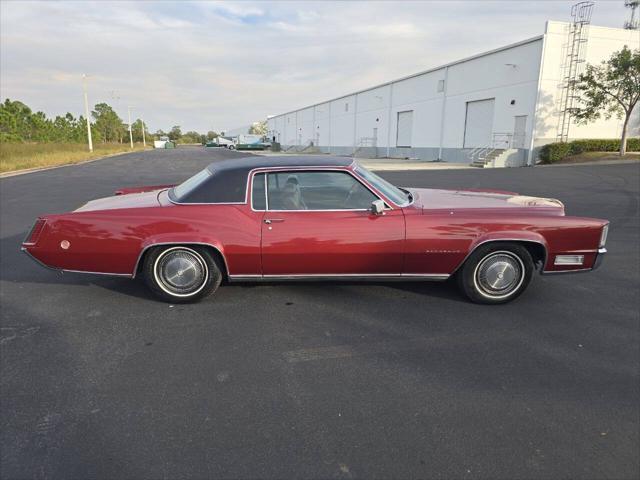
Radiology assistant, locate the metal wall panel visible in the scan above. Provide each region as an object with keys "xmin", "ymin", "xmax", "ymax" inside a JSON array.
[{"xmin": 396, "ymin": 111, "xmax": 413, "ymax": 147}]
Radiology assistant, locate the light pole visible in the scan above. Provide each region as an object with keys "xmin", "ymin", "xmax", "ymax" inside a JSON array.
[
  {"xmin": 127, "ymin": 106, "xmax": 133, "ymax": 149},
  {"xmin": 141, "ymin": 116, "xmax": 146, "ymax": 148},
  {"xmin": 82, "ymin": 74, "xmax": 93, "ymax": 152}
]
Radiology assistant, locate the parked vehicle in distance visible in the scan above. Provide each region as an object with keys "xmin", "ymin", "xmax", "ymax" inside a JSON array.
[
  {"xmin": 204, "ymin": 136, "xmax": 235, "ymax": 149},
  {"xmin": 153, "ymin": 135, "xmax": 176, "ymax": 149},
  {"xmin": 235, "ymin": 134, "xmax": 267, "ymax": 150},
  {"xmin": 22, "ymin": 156, "xmax": 608, "ymax": 304}
]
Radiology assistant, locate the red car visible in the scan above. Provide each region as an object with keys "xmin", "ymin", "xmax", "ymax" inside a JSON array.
[{"xmin": 22, "ymin": 156, "xmax": 608, "ymax": 304}]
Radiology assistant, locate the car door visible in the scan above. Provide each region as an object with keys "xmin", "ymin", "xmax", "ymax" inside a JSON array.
[{"xmin": 256, "ymin": 169, "xmax": 405, "ymax": 276}]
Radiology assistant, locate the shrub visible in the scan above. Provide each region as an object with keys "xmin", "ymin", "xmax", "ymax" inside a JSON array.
[{"xmin": 539, "ymin": 138, "xmax": 640, "ymax": 164}]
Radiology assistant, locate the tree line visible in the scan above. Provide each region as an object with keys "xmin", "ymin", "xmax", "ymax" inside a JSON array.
[{"xmin": 0, "ymin": 99, "xmax": 219, "ymax": 145}]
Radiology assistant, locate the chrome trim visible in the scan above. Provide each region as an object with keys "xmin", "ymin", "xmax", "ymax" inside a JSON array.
[
  {"xmin": 228, "ymin": 273, "xmax": 450, "ymax": 282},
  {"xmin": 22, "ymin": 218, "xmax": 46, "ymax": 246},
  {"xmin": 22, "ymin": 247, "xmax": 59, "ymax": 271},
  {"xmin": 251, "ymin": 168, "xmax": 391, "ymax": 213},
  {"xmin": 542, "ymin": 247, "xmax": 606, "ymax": 274},
  {"xmin": 352, "ymin": 163, "xmax": 413, "ymax": 207},
  {"xmin": 592, "ymin": 247, "xmax": 606, "ymax": 271},
  {"xmin": 451, "ymin": 238, "xmax": 548, "ymax": 274},
  {"xmin": 167, "ymin": 164, "xmax": 403, "ymax": 210},
  {"xmin": 541, "ymin": 268, "xmax": 593, "ymax": 275},
  {"xmin": 553, "ymin": 254, "xmax": 584, "ymax": 266},
  {"xmin": 21, "ymin": 248, "xmax": 132, "ymax": 277},
  {"xmin": 131, "ymin": 242, "xmax": 230, "ymax": 279},
  {"xmin": 62, "ymin": 269, "xmax": 132, "ymax": 277}
]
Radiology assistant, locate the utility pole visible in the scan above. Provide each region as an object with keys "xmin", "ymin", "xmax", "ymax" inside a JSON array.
[
  {"xmin": 141, "ymin": 116, "xmax": 146, "ymax": 148},
  {"xmin": 82, "ymin": 74, "xmax": 93, "ymax": 152},
  {"xmin": 127, "ymin": 106, "xmax": 133, "ymax": 149}
]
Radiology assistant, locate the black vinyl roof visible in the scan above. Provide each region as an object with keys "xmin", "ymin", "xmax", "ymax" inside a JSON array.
[{"xmin": 171, "ymin": 155, "xmax": 354, "ymax": 204}]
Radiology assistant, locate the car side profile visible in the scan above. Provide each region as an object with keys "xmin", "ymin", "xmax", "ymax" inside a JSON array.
[{"xmin": 22, "ymin": 156, "xmax": 608, "ymax": 304}]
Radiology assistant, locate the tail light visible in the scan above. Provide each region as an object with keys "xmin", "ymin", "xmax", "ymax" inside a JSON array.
[{"xmin": 24, "ymin": 218, "xmax": 46, "ymax": 245}]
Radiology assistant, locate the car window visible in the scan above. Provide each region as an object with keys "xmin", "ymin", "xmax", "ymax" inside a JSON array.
[
  {"xmin": 171, "ymin": 168, "xmax": 212, "ymax": 201},
  {"xmin": 267, "ymin": 171, "xmax": 377, "ymax": 210},
  {"xmin": 354, "ymin": 163, "xmax": 410, "ymax": 206},
  {"xmin": 252, "ymin": 173, "xmax": 266, "ymax": 210}
]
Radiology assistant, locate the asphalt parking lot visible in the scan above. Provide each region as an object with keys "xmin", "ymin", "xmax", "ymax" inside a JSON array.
[{"xmin": 1, "ymin": 147, "xmax": 638, "ymax": 479}]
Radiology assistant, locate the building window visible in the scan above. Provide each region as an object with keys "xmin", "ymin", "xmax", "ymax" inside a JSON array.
[
  {"xmin": 437, "ymin": 79, "xmax": 445, "ymax": 93},
  {"xmin": 345, "ymin": 103, "xmax": 349, "ymax": 112}
]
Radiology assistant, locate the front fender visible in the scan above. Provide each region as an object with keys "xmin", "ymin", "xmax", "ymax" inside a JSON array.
[{"xmin": 455, "ymin": 230, "xmax": 549, "ymax": 272}]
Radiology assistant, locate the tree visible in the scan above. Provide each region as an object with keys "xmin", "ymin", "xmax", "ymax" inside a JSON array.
[
  {"xmin": 131, "ymin": 119, "xmax": 149, "ymax": 143},
  {"xmin": 92, "ymin": 103, "xmax": 125, "ymax": 143},
  {"xmin": 168, "ymin": 125, "xmax": 182, "ymax": 141},
  {"xmin": 206, "ymin": 130, "xmax": 218, "ymax": 140},
  {"xmin": 249, "ymin": 121, "xmax": 267, "ymax": 136},
  {"xmin": 573, "ymin": 46, "xmax": 640, "ymax": 155}
]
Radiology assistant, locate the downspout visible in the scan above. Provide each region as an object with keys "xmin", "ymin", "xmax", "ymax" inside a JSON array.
[
  {"xmin": 528, "ymin": 31, "xmax": 548, "ymax": 166},
  {"xmin": 437, "ymin": 66, "xmax": 449, "ymax": 161},
  {"xmin": 353, "ymin": 95, "xmax": 358, "ymax": 155},
  {"xmin": 328, "ymin": 102, "xmax": 332, "ymax": 154},
  {"xmin": 386, "ymin": 82, "xmax": 394, "ymax": 158}
]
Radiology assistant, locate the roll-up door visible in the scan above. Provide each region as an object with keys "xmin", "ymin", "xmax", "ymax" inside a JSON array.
[{"xmin": 463, "ymin": 99, "xmax": 495, "ymax": 148}]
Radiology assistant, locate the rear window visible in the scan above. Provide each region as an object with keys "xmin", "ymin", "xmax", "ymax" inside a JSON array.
[
  {"xmin": 170, "ymin": 168, "xmax": 212, "ymax": 201},
  {"xmin": 252, "ymin": 173, "xmax": 266, "ymax": 210}
]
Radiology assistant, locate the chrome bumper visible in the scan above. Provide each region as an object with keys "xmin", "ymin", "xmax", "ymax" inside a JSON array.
[{"xmin": 592, "ymin": 247, "xmax": 607, "ymax": 271}]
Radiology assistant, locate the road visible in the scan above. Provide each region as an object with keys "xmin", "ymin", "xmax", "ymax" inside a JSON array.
[{"xmin": 1, "ymin": 147, "xmax": 638, "ymax": 479}]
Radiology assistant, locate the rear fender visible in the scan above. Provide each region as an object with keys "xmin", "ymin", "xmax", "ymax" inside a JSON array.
[{"xmin": 134, "ymin": 235, "xmax": 228, "ymax": 278}]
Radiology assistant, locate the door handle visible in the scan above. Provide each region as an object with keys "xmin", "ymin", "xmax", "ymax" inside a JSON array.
[{"xmin": 264, "ymin": 219, "xmax": 284, "ymax": 224}]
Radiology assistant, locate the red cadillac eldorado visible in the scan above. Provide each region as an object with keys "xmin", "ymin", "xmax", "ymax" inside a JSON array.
[{"xmin": 22, "ymin": 156, "xmax": 608, "ymax": 304}]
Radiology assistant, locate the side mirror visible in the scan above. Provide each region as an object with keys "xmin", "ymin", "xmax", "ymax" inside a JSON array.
[{"xmin": 371, "ymin": 199, "xmax": 385, "ymax": 215}]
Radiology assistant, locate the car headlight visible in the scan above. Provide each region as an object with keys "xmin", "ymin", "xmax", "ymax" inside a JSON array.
[{"xmin": 599, "ymin": 224, "xmax": 609, "ymax": 248}]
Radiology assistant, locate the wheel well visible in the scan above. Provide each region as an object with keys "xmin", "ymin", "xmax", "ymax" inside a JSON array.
[
  {"xmin": 456, "ymin": 240, "xmax": 547, "ymax": 274},
  {"xmin": 135, "ymin": 244, "xmax": 228, "ymax": 280}
]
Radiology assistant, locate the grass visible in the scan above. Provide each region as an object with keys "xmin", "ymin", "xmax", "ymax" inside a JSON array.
[
  {"xmin": 0, "ymin": 142, "xmax": 150, "ymax": 174},
  {"xmin": 556, "ymin": 151, "xmax": 640, "ymax": 164}
]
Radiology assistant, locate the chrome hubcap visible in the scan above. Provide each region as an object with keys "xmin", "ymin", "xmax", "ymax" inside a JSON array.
[
  {"xmin": 156, "ymin": 249, "xmax": 206, "ymax": 295},
  {"xmin": 475, "ymin": 252, "xmax": 523, "ymax": 298}
]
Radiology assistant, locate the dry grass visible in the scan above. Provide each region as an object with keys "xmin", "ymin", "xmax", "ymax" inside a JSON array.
[{"xmin": 0, "ymin": 142, "xmax": 150, "ymax": 174}]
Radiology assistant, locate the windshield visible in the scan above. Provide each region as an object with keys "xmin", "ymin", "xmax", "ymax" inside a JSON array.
[
  {"xmin": 354, "ymin": 163, "xmax": 411, "ymax": 206},
  {"xmin": 169, "ymin": 168, "xmax": 212, "ymax": 201}
]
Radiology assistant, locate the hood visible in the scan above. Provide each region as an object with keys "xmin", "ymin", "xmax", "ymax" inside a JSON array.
[
  {"xmin": 74, "ymin": 189, "xmax": 164, "ymax": 212},
  {"xmin": 410, "ymin": 188, "xmax": 564, "ymax": 214}
]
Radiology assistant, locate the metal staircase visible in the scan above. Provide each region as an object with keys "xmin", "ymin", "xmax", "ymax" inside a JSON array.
[{"xmin": 468, "ymin": 133, "xmax": 514, "ymax": 167}]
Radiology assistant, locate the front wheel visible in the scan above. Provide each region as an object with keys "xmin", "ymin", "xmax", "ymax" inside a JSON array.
[
  {"xmin": 457, "ymin": 243, "xmax": 534, "ymax": 304},
  {"xmin": 227, "ymin": 145, "xmax": 235, "ymax": 150},
  {"xmin": 143, "ymin": 246, "xmax": 222, "ymax": 303}
]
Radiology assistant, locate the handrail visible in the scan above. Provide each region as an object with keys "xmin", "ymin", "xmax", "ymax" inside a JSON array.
[{"xmin": 468, "ymin": 132, "xmax": 514, "ymax": 163}]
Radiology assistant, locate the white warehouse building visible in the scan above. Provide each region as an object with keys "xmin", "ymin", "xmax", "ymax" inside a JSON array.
[{"xmin": 267, "ymin": 21, "xmax": 639, "ymax": 166}]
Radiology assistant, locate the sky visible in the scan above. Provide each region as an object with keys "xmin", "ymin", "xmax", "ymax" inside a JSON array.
[{"xmin": 0, "ymin": 0, "xmax": 632, "ymax": 133}]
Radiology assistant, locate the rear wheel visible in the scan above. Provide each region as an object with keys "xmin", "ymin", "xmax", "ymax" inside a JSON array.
[
  {"xmin": 457, "ymin": 243, "xmax": 534, "ymax": 304},
  {"xmin": 143, "ymin": 246, "xmax": 222, "ymax": 303}
]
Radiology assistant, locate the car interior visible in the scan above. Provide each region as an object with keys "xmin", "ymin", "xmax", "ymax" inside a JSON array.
[{"xmin": 267, "ymin": 171, "xmax": 377, "ymax": 210}]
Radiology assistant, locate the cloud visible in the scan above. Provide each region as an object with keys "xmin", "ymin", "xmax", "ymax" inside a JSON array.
[{"xmin": 0, "ymin": 0, "xmax": 630, "ymax": 132}]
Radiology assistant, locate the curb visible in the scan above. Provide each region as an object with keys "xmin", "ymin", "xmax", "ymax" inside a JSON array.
[{"xmin": 537, "ymin": 158, "xmax": 640, "ymax": 168}]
